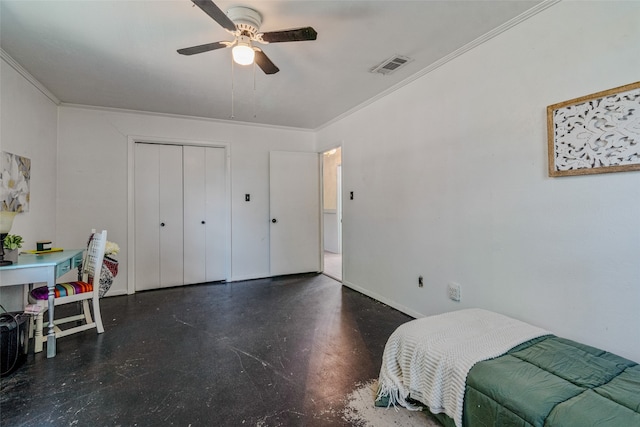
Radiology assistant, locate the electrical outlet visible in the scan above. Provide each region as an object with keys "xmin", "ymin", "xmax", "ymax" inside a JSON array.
[
  {"xmin": 418, "ymin": 276, "xmax": 424, "ymax": 287},
  {"xmin": 447, "ymin": 282, "xmax": 461, "ymax": 302}
]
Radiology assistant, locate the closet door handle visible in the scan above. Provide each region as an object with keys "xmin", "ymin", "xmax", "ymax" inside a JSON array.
[
  {"xmin": 272, "ymin": 218, "xmax": 277, "ymax": 223},
  {"xmin": 201, "ymin": 221, "xmax": 206, "ymax": 224},
  {"xmin": 160, "ymin": 222, "xmax": 165, "ymax": 227}
]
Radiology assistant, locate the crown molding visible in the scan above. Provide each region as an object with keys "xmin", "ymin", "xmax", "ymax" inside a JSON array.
[
  {"xmin": 1, "ymin": 48, "xmax": 60, "ymax": 105},
  {"xmin": 315, "ymin": 0, "xmax": 562, "ymax": 131},
  {"xmin": 59, "ymin": 102, "xmax": 314, "ymax": 133}
]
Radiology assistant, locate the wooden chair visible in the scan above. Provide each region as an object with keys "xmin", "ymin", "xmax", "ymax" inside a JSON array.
[{"xmin": 28, "ymin": 230, "xmax": 107, "ymax": 352}]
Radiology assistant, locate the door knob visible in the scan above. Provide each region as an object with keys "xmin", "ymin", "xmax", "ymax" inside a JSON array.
[
  {"xmin": 272, "ymin": 218, "xmax": 277, "ymax": 223},
  {"xmin": 160, "ymin": 222, "xmax": 165, "ymax": 227},
  {"xmin": 201, "ymin": 221, "xmax": 206, "ymax": 224}
]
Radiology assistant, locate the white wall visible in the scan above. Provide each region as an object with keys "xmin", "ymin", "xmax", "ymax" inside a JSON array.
[
  {"xmin": 1, "ymin": 54, "xmax": 316, "ymax": 302},
  {"xmin": 56, "ymin": 106, "xmax": 315, "ymax": 295},
  {"xmin": 0, "ymin": 56, "xmax": 58, "ymax": 310},
  {"xmin": 3, "ymin": 1, "xmax": 639, "ymax": 362},
  {"xmin": 317, "ymin": 1, "xmax": 640, "ymax": 361}
]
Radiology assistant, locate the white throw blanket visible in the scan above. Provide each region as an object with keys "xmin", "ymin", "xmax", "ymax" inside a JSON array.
[{"xmin": 377, "ymin": 308, "xmax": 549, "ymax": 427}]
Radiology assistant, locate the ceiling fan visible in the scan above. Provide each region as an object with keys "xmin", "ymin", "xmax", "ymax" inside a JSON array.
[{"xmin": 178, "ymin": 0, "xmax": 318, "ymax": 75}]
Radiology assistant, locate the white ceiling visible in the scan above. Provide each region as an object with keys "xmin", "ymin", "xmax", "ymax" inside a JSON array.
[{"xmin": 1, "ymin": 0, "xmax": 544, "ymax": 130}]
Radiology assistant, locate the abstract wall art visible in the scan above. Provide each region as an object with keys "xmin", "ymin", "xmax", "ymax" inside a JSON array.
[
  {"xmin": 547, "ymin": 81, "xmax": 640, "ymax": 177},
  {"xmin": 1, "ymin": 151, "xmax": 31, "ymax": 212}
]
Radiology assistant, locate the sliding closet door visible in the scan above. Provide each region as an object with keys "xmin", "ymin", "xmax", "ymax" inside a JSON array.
[
  {"xmin": 134, "ymin": 143, "xmax": 184, "ymax": 291},
  {"xmin": 183, "ymin": 146, "xmax": 207, "ymax": 284},
  {"xmin": 158, "ymin": 145, "xmax": 184, "ymax": 287},
  {"xmin": 204, "ymin": 147, "xmax": 226, "ymax": 282},
  {"xmin": 183, "ymin": 146, "xmax": 226, "ymax": 284},
  {"xmin": 134, "ymin": 143, "xmax": 161, "ymax": 291}
]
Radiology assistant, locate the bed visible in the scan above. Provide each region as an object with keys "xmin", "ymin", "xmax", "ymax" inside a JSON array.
[{"xmin": 375, "ymin": 308, "xmax": 640, "ymax": 427}]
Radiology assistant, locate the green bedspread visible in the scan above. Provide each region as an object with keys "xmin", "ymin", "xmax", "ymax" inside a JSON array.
[
  {"xmin": 376, "ymin": 333, "xmax": 639, "ymax": 426},
  {"xmin": 461, "ymin": 335, "xmax": 640, "ymax": 426},
  {"xmin": 375, "ymin": 335, "xmax": 640, "ymax": 427}
]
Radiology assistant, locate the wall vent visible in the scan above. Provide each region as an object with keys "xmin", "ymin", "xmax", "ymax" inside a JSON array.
[{"xmin": 369, "ymin": 55, "xmax": 414, "ymax": 75}]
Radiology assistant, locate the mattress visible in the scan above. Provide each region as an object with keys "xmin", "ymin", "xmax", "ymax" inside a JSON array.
[
  {"xmin": 376, "ymin": 309, "xmax": 549, "ymax": 426},
  {"xmin": 461, "ymin": 335, "xmax": 640, "ymax": 427},
  {"xmin": 377, "ymin": 313, "xmax": 640, "ymax": 427}
]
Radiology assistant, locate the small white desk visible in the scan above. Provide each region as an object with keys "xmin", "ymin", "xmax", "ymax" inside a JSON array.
[{"xmin": 0, "ymin": 249, "xmax": 84, "ymax": 358}]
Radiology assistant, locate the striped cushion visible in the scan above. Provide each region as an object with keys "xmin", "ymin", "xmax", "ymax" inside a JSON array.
[{"xmin": 30, "ymin": 282, "xmax": 94, "ymax": 300}]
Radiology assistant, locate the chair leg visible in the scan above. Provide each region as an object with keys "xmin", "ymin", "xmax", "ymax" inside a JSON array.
[
  {"xmin": 28, "ymin": 314, "xmax": 34, "ymax": 339},
  {"xmin": 75, "ymin": 301, "xmax": 84, "ymax": 326},
  {"xmin": 82, "ymin": 299, "xmax": 93, "ymax": 325},
  {"xmin": 33, "ymin": 311, "xmax": 44, "ymax": 353},
  {"xmin": 93, "ymin": 296, "xmax": 104, "ymax": 334}
]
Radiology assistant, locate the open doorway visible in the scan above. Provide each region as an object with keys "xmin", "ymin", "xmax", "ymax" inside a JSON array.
[{"xmin": 322, "ymin": 147, "xmax": 342, "ymax": 281}]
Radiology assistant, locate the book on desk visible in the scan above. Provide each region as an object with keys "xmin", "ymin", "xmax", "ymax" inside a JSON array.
[{"xmin": 23, "ymin": 248, "xmax": 64, "ymax": 255}]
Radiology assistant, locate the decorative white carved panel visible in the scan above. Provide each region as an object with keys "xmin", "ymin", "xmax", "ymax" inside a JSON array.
[{"xmin": 547, "ymin": 82, "xmax": 640, "ymax": 177}]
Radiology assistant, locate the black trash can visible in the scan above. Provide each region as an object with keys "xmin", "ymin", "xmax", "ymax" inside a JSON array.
[{"xmin": 0, "ymin": 311, "xmax": 28, "ymax": 377}]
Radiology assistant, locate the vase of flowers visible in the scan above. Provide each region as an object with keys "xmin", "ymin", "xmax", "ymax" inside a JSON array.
[{"xmin": 3, "ymin": 234, "xmax": 23, "ymax": 263}]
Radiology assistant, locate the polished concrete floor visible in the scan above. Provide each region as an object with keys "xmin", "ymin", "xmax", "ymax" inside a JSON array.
[{"xmin": 0, "ymin": 274, "xmax": 412, "ymax": 426}]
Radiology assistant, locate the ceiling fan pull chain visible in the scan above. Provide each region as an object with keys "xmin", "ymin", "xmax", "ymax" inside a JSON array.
[
  {"xmin": 253, "ymin": 61, "xmax": 257, "ymax": 118},
  {"xmin": 231, "ymin": 57, "xmax": 235, "ymax": 120}
]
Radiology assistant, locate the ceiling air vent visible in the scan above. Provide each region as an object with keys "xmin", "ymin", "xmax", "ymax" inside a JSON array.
[{"xmin": 370, "ymin": 55, "xmax": 414, "ymax": 75}]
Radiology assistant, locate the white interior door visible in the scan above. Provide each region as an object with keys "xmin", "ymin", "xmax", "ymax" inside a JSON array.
[
  {"xmin": 134, "ymin": 143, "xmax": 184, "ymax": 290},
  {"xmin": 270, "ymin": 151, "xmax": 321, "ymax": 276},
  {"xmin": 158, "ymin": 145, "xmax": 184, "ymax": 288},
  {"xmin": 183, "ymin": 146, "xmax": 207, "ymax": 284},
  {"xmin": 204, "ymin": 147, "xmax": 227, "ymax": 282},
  {"xmin": 183, "ymin": 146, "xmax": 226, "ymax": 284},
  {"xmin": 134, "ymin": 143, "xmax": 161, "ymax": 291},
  {"xmin": 337, "ymin": 164, "xmax": 342, "ymax": 254}
]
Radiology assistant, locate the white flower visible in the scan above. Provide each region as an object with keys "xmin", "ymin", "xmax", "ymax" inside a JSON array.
[
  {"xmin": 105, "ymin": 241, "xmax": 120, "ymax": 256},
  {"xmin": 1, "ymin": 152, "xmax": 30, "ymax": 212}
]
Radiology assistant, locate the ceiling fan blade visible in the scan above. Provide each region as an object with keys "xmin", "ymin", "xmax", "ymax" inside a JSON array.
[
  {"xmin": 191, "ymin": 0, "xmax": 236, "ymax": 33},
  {"xmin": 255, "ymin": 50, "xmax": 280, "ymax": 75},
  {"xmin": 260, "ymin": 27, "xmax": 318, "ymax": 43},
  {"xmin": 177, "ymin": 41, "xmax": 229, "ymax": 56}
]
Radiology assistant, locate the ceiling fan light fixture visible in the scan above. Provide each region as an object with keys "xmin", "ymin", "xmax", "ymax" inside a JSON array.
[
  {"xmin": 178, "ymin": 1, "xmax": 317, "ymax": 75},
  {"xmin": 232, "ymin": 36, "xmax": 255, "ymax": 65}
]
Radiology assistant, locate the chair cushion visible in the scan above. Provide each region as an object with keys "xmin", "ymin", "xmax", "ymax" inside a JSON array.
[{"xmin": 30, "ymin": 282, "xmax": 93, "ymax": 300}]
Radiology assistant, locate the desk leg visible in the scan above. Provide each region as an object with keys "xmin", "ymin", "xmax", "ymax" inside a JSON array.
[{"xmin": 46, "ymin": 280, "xmax": 56, "ymax": 358}]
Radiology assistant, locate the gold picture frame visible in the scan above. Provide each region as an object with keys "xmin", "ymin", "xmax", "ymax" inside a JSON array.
[{"xmin": 547, "ymin": 81, "xmax": 640, "ymax": 177}]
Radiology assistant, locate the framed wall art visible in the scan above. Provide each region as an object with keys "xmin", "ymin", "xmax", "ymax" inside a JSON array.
[
  {"xmin": 1, "ymin": 151, "xmax": 31, "ymax": 212},
  {"xmin": 547, "ymin": 81, "xmax": 640, "ymax": 177}
]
